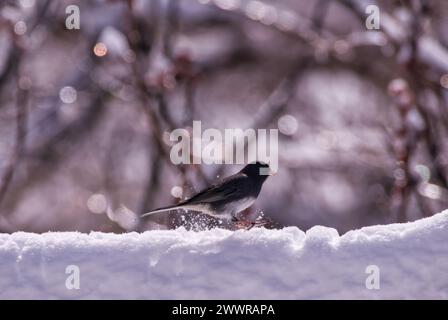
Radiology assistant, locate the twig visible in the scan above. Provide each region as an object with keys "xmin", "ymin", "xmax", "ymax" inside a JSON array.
[{"xmin": 0, "ymin": 82, "xmax": 28, "ymax": 207}]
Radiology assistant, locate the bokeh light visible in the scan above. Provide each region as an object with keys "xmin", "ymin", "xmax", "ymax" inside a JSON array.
[
  {"xmin": 19, "ymin": 0, "xmax": 35, "ymax": 8},
  {"xmin": 14, "ymin": 21, "xmax": 27, "ymax": 35},
  {"xmin": 171, "ymin": 186, "xmax": 183, "ymax": 199},
  {"xmin": 93, "ymin": 42, "xmax": 108, "ymax": 57},
  {"xmin": 86, "ymin": 193, "xmax": 108, "ymax": 214},
  {"xmin": 277, "ymin": 114, "xmax": 298, "ymax": 136},
  {"xmin": 419, "ymin": 183, "xmax": 441, "ymax": 200},
  {"xmin": 59, "ymin": 86, "xmax": 77, "ymax": 104},
  {"xmin": 215, "ymin": 0, "xmax": 240, "ymax": 11}
]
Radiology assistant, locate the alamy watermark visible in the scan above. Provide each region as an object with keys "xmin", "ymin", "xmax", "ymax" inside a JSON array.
[
  {"xmin": 65, "ymin": 264, "xmax": 80, "ymax": 290},
  {"xmin": 365, "ymin": 264, "xmax": 380, "ymax": 290},
  {"xmin": 65, "ymin": 5, "xmax": 80, "ymax": 30},
  {"xmin": 169, "ymin": 121, "xmax": 278, "ymax": 174},
  {"xmin": 365, "ymin": 5, "xmax": 380, "ymax": 30}
]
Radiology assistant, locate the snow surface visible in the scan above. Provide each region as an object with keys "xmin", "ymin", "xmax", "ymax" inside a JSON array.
[{"xmin": 1, "ymin": 211, "xmax": 448, "ymax": 299}]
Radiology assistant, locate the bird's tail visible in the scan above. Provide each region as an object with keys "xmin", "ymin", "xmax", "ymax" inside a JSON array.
[{"xmin": 141, "ymin": 205, "xmax": 186, "ymax": 218}]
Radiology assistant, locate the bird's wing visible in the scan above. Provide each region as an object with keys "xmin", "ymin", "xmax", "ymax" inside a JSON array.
[
  {"xmin": 180, "ymin": 173, "xmax": 247, "ymax": 205},
  {"xmin": 141, "ymin": 173, "xmax": 248, "ymax": 218}
]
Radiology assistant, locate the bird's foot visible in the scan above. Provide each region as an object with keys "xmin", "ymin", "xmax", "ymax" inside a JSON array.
[
  {"xmin": 232, "ymin": 217, "xmax": 272, "ymax": 230},
  {"xmin": 232, "ymin": 220, "xmax": 253, "ymax": 230}
]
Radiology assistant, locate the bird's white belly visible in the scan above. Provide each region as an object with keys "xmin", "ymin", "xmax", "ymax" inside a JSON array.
[
  {"xmin": 224, "ymin": 197, "xmax": 256, "ymax": 216},
  {"xmin": 182, "ymin": 197, "xmax": 256, "ymax": 221}
]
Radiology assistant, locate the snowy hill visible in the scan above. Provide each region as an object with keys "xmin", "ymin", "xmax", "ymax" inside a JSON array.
[{"xmin": 1, "ymin": 211, "xmax": 448, "ymax": 299}]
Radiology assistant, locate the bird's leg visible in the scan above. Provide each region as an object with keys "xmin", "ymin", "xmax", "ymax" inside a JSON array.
[
  {"xmin": 245, "ymin": 222, "xmax": 257, "ymax": 230},
  {"xmin": 253, "ymin": 217, "xmax": 272, "ymax": 228},
  {"xmin": 232, "ymin": 218, "xmax": 252, "ymax": 230},
  {"xmin": 232, "ymin": 217, "xmax": 271, "ymax": 230}
]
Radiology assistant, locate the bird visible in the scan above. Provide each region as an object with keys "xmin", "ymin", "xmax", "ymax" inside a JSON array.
[{"xmin": 141, "ymin": 162, "xmax": 273, "ymax": 228}]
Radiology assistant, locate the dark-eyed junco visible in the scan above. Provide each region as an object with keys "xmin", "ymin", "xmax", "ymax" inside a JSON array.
[{"xmin": 141, "ymin": 162, "xmax": 273, "ymax": 228}]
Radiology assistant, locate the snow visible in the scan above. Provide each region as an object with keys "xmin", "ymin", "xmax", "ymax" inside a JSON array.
[{"xmin": 1, "ymin": 211, "xmax": 448, "ymax": 299}]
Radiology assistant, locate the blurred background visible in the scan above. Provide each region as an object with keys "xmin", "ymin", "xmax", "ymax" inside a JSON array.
[{"xmin": 0, "ymin": 0, "xmax": 447, "ymax": 233}]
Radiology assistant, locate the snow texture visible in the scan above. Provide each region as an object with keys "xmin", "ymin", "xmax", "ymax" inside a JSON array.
[{"xmin": 1, "ymin": 210, "xmax": 448, "ymax": 299}]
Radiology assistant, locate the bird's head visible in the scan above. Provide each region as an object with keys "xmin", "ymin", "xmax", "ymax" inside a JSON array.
[{"xmin": 241, "ymin": 161, "xmax": 273, "ymax": 178}]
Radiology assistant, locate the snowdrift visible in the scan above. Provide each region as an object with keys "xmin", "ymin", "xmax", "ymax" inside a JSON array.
[{"xmin": 1, "ymin": 211, "xmax": 448, "ymax": 299}]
